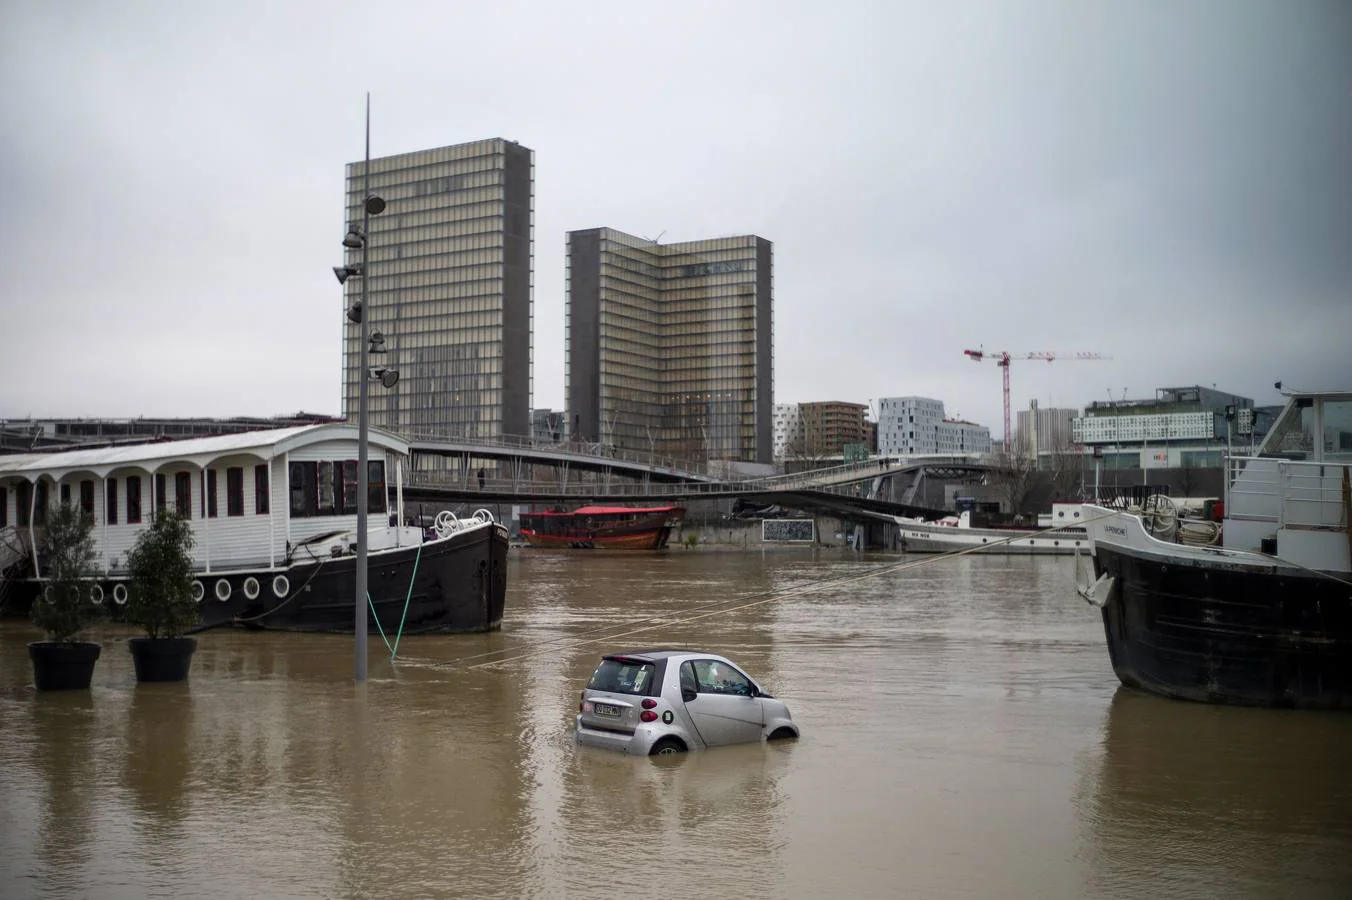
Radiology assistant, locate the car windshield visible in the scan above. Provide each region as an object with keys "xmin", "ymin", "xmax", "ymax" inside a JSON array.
[{"xmin": 587, "ymin": 659, "xmax": 655, "ymax": 695}]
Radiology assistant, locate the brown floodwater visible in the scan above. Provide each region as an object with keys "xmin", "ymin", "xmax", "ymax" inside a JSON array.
[{"xmin": 2, "ymin": 549, "xmax": 1350, "ymax": 899}]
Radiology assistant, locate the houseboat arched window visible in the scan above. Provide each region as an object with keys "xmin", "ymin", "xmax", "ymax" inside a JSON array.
[
  {"xmin": 289, "ymin": 462, "xmax": 317, "ymax": 517},
  {"xmin": 127, "ymin": 476, "xmax": 142, "ymax": 524},
  {"xmin": 107, "ymin": 478, "xmax": 118, "ymax": 525},
  {"xmin": 254, "ymin": 464, "xmax": 270, "ymax": 515},
  {"xmin": 80, "ymin": 480, "xmax": 94, "ymax": 516},
  {"xmin": 174, "ymin": 472, "xmax": 192, "ymax": 518},
  {"xmin": 226, "ymin": 467, "xmax": 244, "ymax": 517}
]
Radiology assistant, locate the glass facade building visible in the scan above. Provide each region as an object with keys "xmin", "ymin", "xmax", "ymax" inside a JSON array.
[
  {"xmin": 341, "ymin": 139, "xmax": 534, "ymax": 439},
  {"xmin": 565, "ymin": 228, "xmax": 773, "ymax": 464}
]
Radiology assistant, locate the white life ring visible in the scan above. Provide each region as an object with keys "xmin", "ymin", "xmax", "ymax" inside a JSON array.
[
  {"xmin": 215, "ymin": 579, "xmax": 232, "ymax": 602},
  {"xmin": 43, "ymin": 585, "xmax": 54, "ymax": 602},
  {"xmin": 272, "ymin": 574, "xmax": 290, "ymax": 598},
  {"xmin": 191, "ymin": 580, "xmax": 205, "ymax": 603},
  {"xmin": 113, "ymin": 583, "xmax": 129, "ymax": 605},
  {"xmin": 90, "ymin": 583, "xmax": 105, "ymax": 605},
  {"xmin": 243, "ymin": 577, "xmax": 260, "ymax": 600}
]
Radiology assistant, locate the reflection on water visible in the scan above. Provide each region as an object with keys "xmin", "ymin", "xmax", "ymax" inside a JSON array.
[
  {"xmin": 1084, "ymin": 688, "xmax": 1352, "ymax": 899},
  {"xmin": 1, "ymin": 549, "xmax": 1349, "ymax": 899}
]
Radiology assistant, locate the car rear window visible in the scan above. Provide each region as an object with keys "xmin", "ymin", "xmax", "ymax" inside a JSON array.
[{"xmin": 587, "ymin": 659, "xmax": 655, "ymax": 695}]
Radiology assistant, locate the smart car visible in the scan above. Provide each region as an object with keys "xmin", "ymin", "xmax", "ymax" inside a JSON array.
[{"xmin": 574, "ymin": 649, "xmax": 799, "ymax": 756}]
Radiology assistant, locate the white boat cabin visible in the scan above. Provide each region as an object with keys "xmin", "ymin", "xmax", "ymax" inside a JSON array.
[
  {"xmin": 1223, "ymin": 390, "xmax": 1352, "ymax": 572},
  {"xmin": 0, "ymin": 423, "xmax": 413, "ymax": 577}
]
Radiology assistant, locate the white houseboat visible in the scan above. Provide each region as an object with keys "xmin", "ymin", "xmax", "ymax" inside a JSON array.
[
  {"xmin": 894, "ymin": 502, "xmax": 1091, "ymax": 555},
  {"xmin": 0, "ymin": 424, "xmax": 507, "ymax": 633}
]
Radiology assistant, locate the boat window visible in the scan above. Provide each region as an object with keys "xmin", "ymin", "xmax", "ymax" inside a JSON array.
[
  {"xmin": 226, "ymin": 467, "xmax": 244, "ymax": 517},
  {"xmin": 175, "ymin": 472, "xmax": 192, "ymax": 518},
  {"xmin": 127, "ymin": 476, "xmax": 142, "ymax": 524},
  {"xmin": 0, "ymin": 487, "xmax": 7, "ymax": 528},
  {"xmin": 34, "ymin": 482, "xmax": 47, "ymax": 526},
  {"xmin": 155, "ymin": 473, "xmax": 167, "ymax": 516},
  {"xmin": 1323, "ymin": 399, "xmax": 1352, "ymax": 462},
  {"xmin": 587, "ymin": 658, "xmax": 656, "ymax": 696},
  {"xmin": 80, "ymin": 480, "xmax": 94, "ymax": 517},
  {"xmin": 106, "ymin": 479, "xmax": 118, "ymax": 525},
  {"xmin": 60, "ymin": 484, "xmax": 71, "ymax": 507},
  {"xmin": 15, "ymin": 482, "xmax": 30, "ymax": 527},
  {"xmin": 1260, "ymin": 401, "xmax": 1315, "ymax": 460},
  {"xmin": 254, "ymin": 464, "xmax": 270, "ymax": 515},
  {"xmin": 340, "ymin": 461, "xmax": 358, "ymax": 514},
  {"xmin": 205, "ymin": 469, "xmax": 218, "ymax": 518},
  {"xmin": 317, "ymin": 461, "xmax": 336, "ymax": 515},
  {"xmin": 367, "ymin": 460, "xmax": 386, "ymax": 514},
  {"xmin": 289, "ymin": 462, "xmax": 318, "ymax": 517}
]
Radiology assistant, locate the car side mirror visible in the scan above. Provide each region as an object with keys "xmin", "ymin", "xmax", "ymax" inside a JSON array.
[
  {"xmin": 682, "ymin": 689, "xmax": 697, "ymax": 703},
  {"xmin": 747, "ymin": 685, "xmax": 759, "ymax": 698}
]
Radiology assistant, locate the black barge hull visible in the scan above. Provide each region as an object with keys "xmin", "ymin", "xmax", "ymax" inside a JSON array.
[
  {"xmin": 2, "ymin": 524, "xmax": 509, "ymax": 635},
  {"xmin": 1092, "ymin": 544, "xmax": 1352, "ymax": 710}
]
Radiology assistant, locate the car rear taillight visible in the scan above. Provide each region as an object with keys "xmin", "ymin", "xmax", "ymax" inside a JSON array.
[
  {"xmin": 640, "ymin": 710, "xmax": 658, "ymax": 722},
  {"xmin": 641, "ymin": 698, "xmax": 657, "ymax": 709}
]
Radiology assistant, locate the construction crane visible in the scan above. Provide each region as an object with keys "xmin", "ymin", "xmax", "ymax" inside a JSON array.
[{"xmin": 964, "ymin": 348, "xmax": 1108, "ymax": 446}]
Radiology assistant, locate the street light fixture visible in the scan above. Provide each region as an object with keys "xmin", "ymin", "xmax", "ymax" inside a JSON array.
[{"xmin": 336, "ymin": 93, "xmax": 386, "ymax": 683}]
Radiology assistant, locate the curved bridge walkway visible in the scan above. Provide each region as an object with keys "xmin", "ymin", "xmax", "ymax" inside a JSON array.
[{"xmin": 404, "ymin": 435, "xmax": 990, "ymax": 515}]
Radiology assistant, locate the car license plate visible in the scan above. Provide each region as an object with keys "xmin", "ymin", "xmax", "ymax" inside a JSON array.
[{"xmin": 593, "ymin": 702, "xmax": 621, "ymax": 718}]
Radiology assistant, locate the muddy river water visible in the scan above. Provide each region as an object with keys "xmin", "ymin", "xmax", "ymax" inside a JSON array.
[{"xmin": 2, "ymin": 550, "xmax": 1349, "ymax": 898}]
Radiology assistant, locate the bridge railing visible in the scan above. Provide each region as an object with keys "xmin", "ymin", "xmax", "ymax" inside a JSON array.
[{"xmin": 405, "ymin": 454, "xmax": 991, "ymax": 497}]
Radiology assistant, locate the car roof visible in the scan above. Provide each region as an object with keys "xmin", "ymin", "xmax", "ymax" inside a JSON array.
[{"xmin": 604, "ymin": 648, "xmax": 718, "ymax": 663}]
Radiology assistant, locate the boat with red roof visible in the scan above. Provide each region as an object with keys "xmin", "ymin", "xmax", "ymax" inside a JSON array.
[{"xmin": 518, "ymin": 505, "xmax": 686, "ymax": 549}]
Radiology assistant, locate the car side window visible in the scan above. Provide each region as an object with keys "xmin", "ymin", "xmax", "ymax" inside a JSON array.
[
  {"xmin": 691, "ymin": 659, "xmax": 753, "ymax": 696},
  {"xmin": 679, "ymin": 662, "xmax": 698, "ymax": 695}
]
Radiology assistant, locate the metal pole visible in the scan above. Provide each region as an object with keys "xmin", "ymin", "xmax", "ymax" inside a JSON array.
[{"xmin": 355, "ymin": 92, "xmax": 371, "ymax": 682}]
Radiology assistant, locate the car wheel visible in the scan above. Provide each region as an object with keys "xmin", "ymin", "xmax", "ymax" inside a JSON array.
[
  {"xmin": 768, "ymin": 728, "xmax": 798, "ymax": 741},
  {"xmin": 649, "ymin": 737, "xmax": 687, "ymax": 756}
]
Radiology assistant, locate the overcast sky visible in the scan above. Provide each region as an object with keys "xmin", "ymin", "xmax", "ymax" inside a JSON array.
[{"xmin": 1, "ymin": 1, "xmax": 1348, "ymax": 430}]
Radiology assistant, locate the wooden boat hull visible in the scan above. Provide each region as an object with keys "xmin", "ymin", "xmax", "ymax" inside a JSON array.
[{"xmin": 518, "ymin": 506, "xmax": 683, "ymax": 550}]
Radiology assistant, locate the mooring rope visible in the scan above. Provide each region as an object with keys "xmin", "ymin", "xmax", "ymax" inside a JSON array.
[{"xmin": 433, "ymin": 512, "xmax": 1125, "ymax": 674}]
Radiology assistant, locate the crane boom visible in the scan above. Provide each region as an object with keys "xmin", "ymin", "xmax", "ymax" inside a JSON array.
[{"xmin": 963, "ymin": 348, "xmax": 1109, "ymax": 446}]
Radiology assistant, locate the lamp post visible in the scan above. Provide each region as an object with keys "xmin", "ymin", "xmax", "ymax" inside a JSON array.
[{"xmin": 336, "ymin": 93, "xmax": 387, "ymax": 682}]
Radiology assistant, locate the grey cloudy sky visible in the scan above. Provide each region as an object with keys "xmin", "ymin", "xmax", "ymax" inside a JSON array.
[{"xmin": 2, "ymin": 0, "xmax": 1348, "ymax": 430}]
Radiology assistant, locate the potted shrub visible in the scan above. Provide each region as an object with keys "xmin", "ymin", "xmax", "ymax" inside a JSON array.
[
  {"xmin": 28, "ymin": 501, "xmax": 104, "ymax": 690},
  {"xmin": 125, "ymin": 508, "xmax": 201, "ymax": 683}
]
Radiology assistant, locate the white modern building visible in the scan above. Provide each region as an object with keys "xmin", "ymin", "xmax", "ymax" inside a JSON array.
[
  {"xmin": 772, "ymin": 403, "xmax": 803, "ymax": 459},
  {"xmin": 878, "ymin": 397, "xmax": 990, "ymax": 456}
]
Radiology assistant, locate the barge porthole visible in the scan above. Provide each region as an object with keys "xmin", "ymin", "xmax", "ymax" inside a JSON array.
[
  {"xmin": 272, "ymin": 575, "xmax": 290, "ymax": 598},
  {"xmin": 190, "ymin": 580, "xmax": 205, "ymax": 603},
  {"xmin": 113, "ymin": 583, "xmax": 129, "ymax": 605},
  {"xmin": 90, "ymin": 584, "xmax": 105, "ymax": 605},
  {"xmin": 215, "ymin": 579, "xmax": 232, "ymax": 602},
  {"xmin": 243, "ymin": 577, "xmax": 260, "ymax": 600}
]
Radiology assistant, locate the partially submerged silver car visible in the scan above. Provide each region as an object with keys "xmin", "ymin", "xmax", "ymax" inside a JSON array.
[{"xmin": 574, "ymin": 649, "xmax": 800, "ymax": 756}]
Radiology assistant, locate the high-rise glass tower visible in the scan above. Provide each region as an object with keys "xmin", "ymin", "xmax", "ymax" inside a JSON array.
[
  {"xmin": 565, "ymin": 228, "xmax": 773, "ymax": 463},
  {"xmin": 342, "ymin": 139, "xmax": 534, "ymax": 438}
]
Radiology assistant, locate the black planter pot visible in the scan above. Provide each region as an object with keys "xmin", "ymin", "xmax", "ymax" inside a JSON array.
[
  {"xmin": 128, "ymin": 637, "xmax": 198, "ymax": 683},
  {"xmin": 28, "ymin": 641, "xmax": 102, "ymax": 691}
]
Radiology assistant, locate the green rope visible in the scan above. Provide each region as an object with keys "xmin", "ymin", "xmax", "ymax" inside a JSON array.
[
  {"xmin": 390, "ymin": 542, "xmax": 422, "ymax": 661},
  {"xmin": 365, "ymin": 540, "xmax": 424, "ymax": 663},
  {"xmin": 367, "ymin": 591, "xmax": 393, "ymax": 655}
]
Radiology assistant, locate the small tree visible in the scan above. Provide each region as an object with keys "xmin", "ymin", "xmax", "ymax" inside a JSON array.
[
  {"xmin": 31, "ymin": 502, "xmax": 102, "ymax": 643},
  {"xmin": 989, "ymin": 442, "xmax": 1038, "ymax": 517},
  {"xmin": 126, "ymin": 509, "xmax": 199, "ymax": 639}
]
